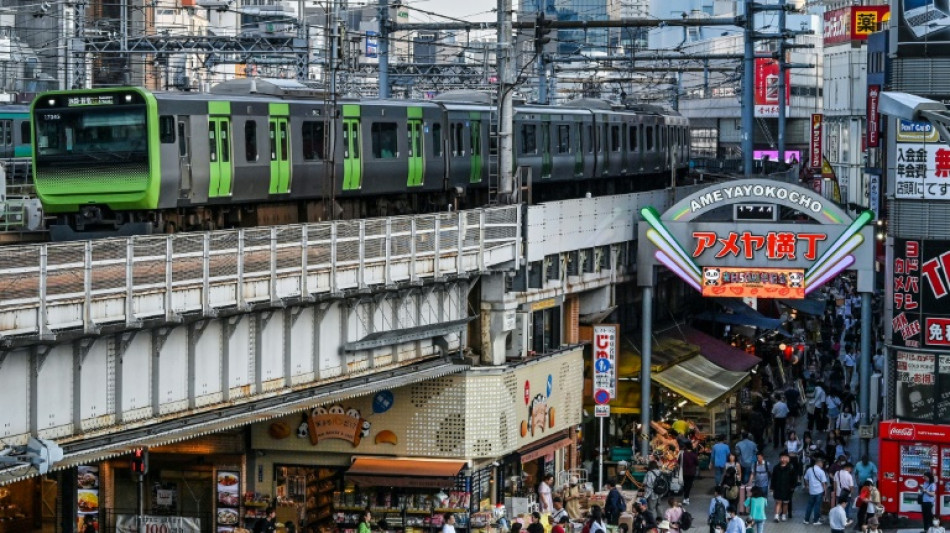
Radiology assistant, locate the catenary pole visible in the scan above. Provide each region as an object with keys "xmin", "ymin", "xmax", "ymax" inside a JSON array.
[
  {"xmin": 640, "ymin": 287, "xmax": 653, "ymax": 458},
  {"xmin": 497, "ymin": 0, "xmax": 514, "ymax": 203},
  {"xmin": 378, "ymin": 0, "xmax": 390, "ymax": 98}
]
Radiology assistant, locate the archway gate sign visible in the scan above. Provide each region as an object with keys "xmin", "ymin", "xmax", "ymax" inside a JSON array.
[
  {"xmin": 637, "ymin": 178, "xmax": 876, "ymax": 296},
  {"xmin": 633, "ymin": 178, "xmax": 876, "ymax": 457}
]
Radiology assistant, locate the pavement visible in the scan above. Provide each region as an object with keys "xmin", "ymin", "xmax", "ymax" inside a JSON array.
[{"xmin": 666, "ymin": 416, "xmax": 914, "ymax": 533}]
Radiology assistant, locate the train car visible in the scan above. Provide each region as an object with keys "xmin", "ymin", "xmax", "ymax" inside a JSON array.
[
  {"xmin": 0, "ymin": 105, "xmax": 31, "ymax": 159},
  {"xmin": 31, "ymin": 81, "xmax": 689, "ymax": 238}
]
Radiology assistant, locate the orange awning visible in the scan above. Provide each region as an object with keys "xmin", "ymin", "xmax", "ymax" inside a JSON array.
[
  {"xmin": 519, "ymin": 433, "xmax": 572, "ymax": 463},
  {"xmin": 346, "ymin": 458, "xmax": 467, "ymax": 488}
]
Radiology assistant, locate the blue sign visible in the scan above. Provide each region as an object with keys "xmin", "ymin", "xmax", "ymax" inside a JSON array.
[
  {"xmin": 546, "ymin": 374, "xmax": 553, "ymax": 397},
  {"xmin": 372, "ymin": 390, "xmax": 394, "ymax": 413},
  {"xmin": 366, "ymin": 31, "xmax": 378, "ymax": 58},
  {"xmin": 594, "ymin": 358, "xmax": 612, "ymax": 373}
]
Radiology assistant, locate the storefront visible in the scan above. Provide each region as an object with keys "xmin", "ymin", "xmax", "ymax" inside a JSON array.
[
  {"xmin": 0, "ymin": 477, "xmax": 49, "ymax": 533},
  {"xmin": 250, "ymin": 348, "xmax": 584, "ymax": 529}
]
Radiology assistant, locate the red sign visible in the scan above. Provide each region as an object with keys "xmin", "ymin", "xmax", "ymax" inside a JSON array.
[
  {"xmin": 701, "ymin": 266, "xmax": 805, "ymax": 299},
  {"xmin": 868, "ymin": 85, "xmax": 881, "ymax": 148},
  {"xmin": 880, "ymin": 420, "xmax": 950, "ymax": 443},
  {"xmin": 823, "ymin": 6, "xmax": 890, "ymax": 45},
  {"xmin": 892, "ymin": 239, "xmax": 922, "ymax": 347},
  {"xmin": 810, "ymin": 114, "xmax": 823, "ymax": 169},
  {"xmin": 925, "ymin": 317, "xmax": 950, "ymax": 345},
  {"xmin": 754, "ymin": 59, "xmax": 791, "ymax": 118},
  {"xmin": 692, "ymin": 230, "xmax": 827, "ymax": 261}
]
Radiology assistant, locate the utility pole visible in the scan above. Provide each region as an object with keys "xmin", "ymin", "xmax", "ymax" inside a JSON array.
[
  {"xmin": 742, "ymin": 0, "xmax": 755, "ymax": 178},
  {"xmin": 534, "ymin": 12, "xmax": 552, "ymax": 105},
  {"xmin": 777, "ymin": 0, "xmax": 787, "ymax": 164},
  {"xmin": 121, "ymin": 0, "xmax": 129, "ymax": 85},
  {"xmin": 378, "ymin": 0, "xmax": 390, "ymax": 98},
  {"xmin": 497, "ymin": 0, "xmax": 514, "ymax": 203}
]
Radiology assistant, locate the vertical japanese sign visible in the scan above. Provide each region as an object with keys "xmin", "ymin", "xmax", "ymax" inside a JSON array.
[
  {"xmin": 365, "ymin": 31, "xmax": 378, "ymax": 58},
  {"xmin": 867, "ymin": 85, "xmax": 881, "ymax": 148},
  {"xmin": 591, "ymin": 324, "xmax": 618, "ymax": 402},
  {"xmin": 810, "ymin": 114, "xmax": 823, "ymax": 169},
  {"xmin": 754, "ymin": 58, "xmax": 791, "ymax": 118},
  {"xmin": 892, "ymin": 239, "xmax": 922, "ymax": 347},
  {"xmin": 868, "ymin": 174, "xmax": 880, "ymax": 216}
]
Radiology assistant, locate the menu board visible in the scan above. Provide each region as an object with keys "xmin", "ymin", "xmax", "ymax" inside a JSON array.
[
  {"xmin": 76, "ymin": 465, "xmax": 100, "ymax": 533},
  {"xmin": 896, "ymin": 350, "xmax": 937, "ymax": 420},
  {"xmin": 216, "ymin": 470, "xmax": 241, "ymax": 533}
]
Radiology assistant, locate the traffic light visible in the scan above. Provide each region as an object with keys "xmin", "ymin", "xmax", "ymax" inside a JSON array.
[
  {"xmin": 534, "ymin": 12, "xmax": 552, "ymax": 55},
  {"xmin": 131, "ymin": 448, "xmax": 148, "ymax": 476}
]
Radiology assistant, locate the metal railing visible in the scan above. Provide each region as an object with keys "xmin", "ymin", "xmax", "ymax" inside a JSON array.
[{"xmin": 0, "ymin": 206, "xmax": 520, "ymax": 339}]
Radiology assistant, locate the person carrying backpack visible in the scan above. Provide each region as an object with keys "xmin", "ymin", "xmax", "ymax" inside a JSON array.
[
  {"xmin": 605, "ymin": 482, "xmax": 626, "ymax": 526},
  {"xmin": 643, "ymin": 461, "xmax": 664, "ymax": 520},
  {"xmin": 708, "ymin": 486, "xmax": 729, "ymax": 533}
]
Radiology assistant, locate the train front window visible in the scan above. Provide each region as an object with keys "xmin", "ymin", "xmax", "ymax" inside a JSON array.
[{"xmin": 35, "ymin": 106, "xmax": 148, "ymax": 166}]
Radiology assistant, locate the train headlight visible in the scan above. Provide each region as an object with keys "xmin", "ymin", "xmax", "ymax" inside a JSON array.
[{"xmin": 125, "ymin": 94, "xmax": 133, "ymax": 102}]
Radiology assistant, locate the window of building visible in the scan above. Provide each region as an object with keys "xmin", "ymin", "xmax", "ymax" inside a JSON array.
[
  {"xmin": 531, "ymin": 306, "xmax": 561, "ymax": 355},
  {"xmin": 302, "ymin": 121, "xmax": 325, "ymax": 160},
  {"xmin": 371, "ymin": 122, "xmax": 398, "ymax": 159}
]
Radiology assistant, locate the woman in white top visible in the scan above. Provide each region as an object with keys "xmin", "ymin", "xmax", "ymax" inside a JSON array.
[
  {"xmin": 786, "ymin": 431, "xmax": 804, "ymax": 480},
  {"xmin": 836, "ymin": 406, "xmax": 855, "ymax": 438},
  {"xmin": 587, "ymin": 505, "xmax": 607, "ymax": 533}
]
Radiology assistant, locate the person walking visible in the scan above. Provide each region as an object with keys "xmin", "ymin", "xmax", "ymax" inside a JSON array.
[
  {"xmin": 708, "ymin": 487, "xmax": 729, "ymax": 533},
  {"xmin": 785, "ymin": 431, "xmax": 803, "ymax": 480},
  {"xmin": 744, "ymin": 487, "xmax": 768, "ymax": 533},
  {"xmin": 539, "ymin": 474, "xmax": 555, "ymax": 513},
  {"xmin": 833, "ymin": 463, "xmax": 855, "ymax": 519},
  {"xmin": 811, "ymin": 383, "xmax": 828, "ymax": 432},
  {"xmin": 643, "ymin": 461, "xmax": 663, "ymax": 521},
  {"xmin": 803, "ymin": 458, "xmax": 830, "ymax": 526},
  {"xmin": 664, "ymin": 497, "xmax": 684, "ymax": 533},
  {"xmin": 587, "ymin": 505, "xmax": 608, "ymax": 533},
  {"xmin": 682, "ymin": 442, "xmax": 699, "ymax": 505},
  {"xmin": 922, "ymin": 472, "xmax": 937, "ymax": 533},
  {"xmin": 771, "ymin": 395, "xmax": 789, "ymax": 448},
  {"xmin": 770, "ymin": 453, "xmax": 795, "ymax": 522},
  {"xmin": 853, "ymin": 455, "xmax": 878, "ymax": 487},
  {"xmin": 735, "ymin": 433, "xmax": 758, "ymax": 485},
  {"xmin": 605, "ymin": 482, "xmax": 626, "ymax": 526},
  {"xmin": 724, "ymin": 507, "xmax": 745, "ymax": 533},
  {"xmin": 751, "ymin": 452, "xmax": 771, "ymax": 494},
  {"xmin": 712, "ymin": 435, "xmax": 731, "ymax": 486},
  {"xmin": 828, "ymin": 498, "xmax": 852, "ymax": 533}
]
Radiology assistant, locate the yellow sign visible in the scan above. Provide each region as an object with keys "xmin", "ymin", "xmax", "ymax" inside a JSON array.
[
  {"xmin": 701, "ymin": 267, "xmax": 805, "ymax": 299},
  {"xmin": 531, "ymin": 298, "xmax": 557, "ymax": 311}
]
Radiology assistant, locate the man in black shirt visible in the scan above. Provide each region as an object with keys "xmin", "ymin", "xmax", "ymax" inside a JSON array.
[{"xmin": 254, "ymin": 508, "xmax": 277, "ymax": 533}]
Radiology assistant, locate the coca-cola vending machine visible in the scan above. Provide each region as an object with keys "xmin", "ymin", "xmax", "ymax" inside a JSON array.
[{"xmin": 879, "ymin": 421, "xmax": 950, "ymax": 518}]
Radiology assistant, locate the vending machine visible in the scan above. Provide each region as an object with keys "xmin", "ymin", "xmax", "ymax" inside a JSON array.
[{"xmin": 879, "ymin": 421, "xmax": 950, "ymax": 518}]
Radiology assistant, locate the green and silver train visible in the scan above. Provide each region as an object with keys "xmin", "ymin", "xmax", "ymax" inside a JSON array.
[{"xmin": 31, "ymin": 80, "xmax": 689, "ymax": 238}]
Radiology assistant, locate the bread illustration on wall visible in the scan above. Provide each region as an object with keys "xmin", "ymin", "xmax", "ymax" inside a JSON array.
[
  {"xmin": 268, "ymin": 421, "xmax": 292, "ymax": 439},
  {"xmin": 375, "ymin": 430, "xmax": 398, "ymax": 445}
]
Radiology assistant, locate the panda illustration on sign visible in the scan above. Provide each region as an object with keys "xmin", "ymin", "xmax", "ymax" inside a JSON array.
[
  {"xmin": 788, "ymin": 271, "xmax": 804, "ymax": 288},
  {"xmin": 704, "ymin": 268, "xmax": 721, "ymax": 286}
]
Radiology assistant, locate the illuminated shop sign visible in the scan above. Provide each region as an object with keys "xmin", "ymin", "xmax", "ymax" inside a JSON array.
[{"xmin": 701, "ymin": 266, "xmax": 806, "ymax": 299}]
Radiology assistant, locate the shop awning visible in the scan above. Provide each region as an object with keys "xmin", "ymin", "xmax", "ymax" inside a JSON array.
[
  {"xmin": 652, "ymin": 355, "xmax": 751, "ymax": 407},
  {"xmin": 346, "ymin": 458, "xmax": 467, "ymax": 488},
  {"xmin": 682, "ymin": 327, "xmax": 761, "ymax": 372},
  {"xmin": 518, "ymin": 432, "xmax": 572, "ymax": 463},
  {"xmin": 1, "ymin": 358, "xmax": 469, "ymax": 486},
  {"xmin": 778, "ymin": 296, "xmax": 828, "ymax": 316}
]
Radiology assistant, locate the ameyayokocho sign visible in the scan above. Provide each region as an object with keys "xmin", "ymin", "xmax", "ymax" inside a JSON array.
[
  {"xmin": 638, "ymin": 179, "xmax": 875, "ymax": 299},
  {"xmin": 890, "ymin": 239, "xmax": 950, "ymax": 348}
]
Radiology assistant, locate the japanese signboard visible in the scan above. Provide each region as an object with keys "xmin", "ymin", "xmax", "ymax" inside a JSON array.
[
  {"xmin": 117, "ymin": 516, "xmax": 200, "ymax": 533},
  {"xmin": 888, "ymin": 239, "xmax": 950, "ymax": 348},
  {"xmin": 897, "ymin": 120, "xmax": 940, "ymax": 143},
  {"xmin": 823, "ymin": 7, "xmax": 852, "ymax": 45},
  {"xmin": 868, "ymin": 174, "xmax": 880, "ymax": 217},
  {"xmin": 810, "ymin": 114, "xmax": 823, "ymax": 169},
  {"xmin": 690, "ymin": 227, "xmax": 828, "ymax": 265},
  {"xmin": 893, "ymin": 143, "xmax": 950, "ymax": 200},
  {"xmin": 701, "ymin": 266, "xmax": 805, "ymax": 299},
  {"xmin": 896, "ymin": 350, "xmax": 936, "ymax": 420},
  {"xmin": 892, "ymin": 239, "xmax": 923, "ymax": 347},
  {"xmin": 867, "ymin": 85, "xmax": 881, "ymax": 148},
  {"xmin": 754, "ymin": 58, "xmax": 791, "ymax": 118},
  {"xmin": 823, "ymin": 7, "xmax": 888, "ymax": 45},
  {"xmin": 592, "ymin": 324, "xmax": 618, "ymax": 401}
]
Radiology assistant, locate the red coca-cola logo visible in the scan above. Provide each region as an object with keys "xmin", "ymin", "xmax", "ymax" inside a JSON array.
[{"xmin": 889, "ymin": 425, "xmax": 916, "ymax": 439}]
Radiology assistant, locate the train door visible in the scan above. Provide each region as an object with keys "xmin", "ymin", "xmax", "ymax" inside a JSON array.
[
  {"xmin": 341, "ymin": 104, "xmax": 362, "ymax": 191},
  {"xmin": 469, "ymin": 114, "xmax": 482, "ymax": 184},
  {"xmin": 208, "ymin": 113, "xmax": 233, "ymax": 198},
  {"xmin": 407, "ymin": 107, "xmax": 425, "ymax": 187},
  {"xmin": 177, "ymin": 119, "xmax": 192, "ymax": 193},
  {"xmin": 0, "ymin": 120, "xmax": 11, "ymax": 158},
  {"xmin": 269, "ymin": 103, "xmax": 291, "ymax": 194},
  {"xmin": 573, "ymin": 117, "xmax": 583, "ymax": 177}
]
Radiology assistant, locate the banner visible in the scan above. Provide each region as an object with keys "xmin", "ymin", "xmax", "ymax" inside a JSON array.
[
  {"xmin": 810, "ymin": 114, "xmax": 823, "ymax": 169},
  {"xmin": 893, "ymin": 143, "xmax": 950, "ymax": 199},
  {"xmin": 591, "ymin": 324, "xmax": 618, "ymax": 402},
  {"xmin": 754, "ymin": 58, "xmax": 790, "ymax": 118},
  {"xmin": 896, "ymin": 0, "xmax": 950, "ymax": 57},
  {"xmin": 701, "ymin": 267, "xmax": 805, "ymax": 299},
  {"xmin": 867, "ymin": 85, "xmax": 881, "ymax": 148},
  {"xmin": 116, "ymin": 516, "xmax": 201, "ymax": 533},
  {"xmin": 825, "ymin": 6, "xmax": 890, "ymax": 45}
]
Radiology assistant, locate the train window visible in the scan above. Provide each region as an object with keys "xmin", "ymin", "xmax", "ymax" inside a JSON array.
[
  {"xmin": 629, "ymin": 126, "xmax": 637, "ymax": 151},
  {"xmin": 646, "ymin": 126, "xmax": 654, "ymax": 151},
  {"xmin": 432, "ymin": 123, "xmax": 442, "ymax": 157},
  {"xmin": 221, "ymin": 122, "xmax": 231, "ymax": 163},
  {"xmin": 557, "ymin": 124, "xmax": 570, "ymax": 154},
  {"xmin": 610, "ymin": 125, "xmax": 620, "ymax": 152},
  {"xmin": 278, "ymin": 121, "xmax": 287, "ymax": 162},
  {"xmin": 661, "ymin": 127, "xmax": 667, "ymax": 149},
  {"xmin": 20, "ymin": 121, "xmax": 29, "ymax": 145},
  {"xmin": 302, "ymin": 121, "xmax": 325, "ymax": 160},
  {"xmin": 586, "ymin": 125, "xmax": 593, "ymax": 154},
  {"xmin": 178, "ymin": 123, "xmax": 187, "ymax": 156},
  {"xmin": 471, "ymin": 122, "xmax": 481, "ymax": 157},
  {"xmin": 269, "ymin": 122, "xmax": 277, "ymax": 161},
  {"xmin": 453, "ymin": 123, "xmax": 464, "ymax": 157},
  {"xmin": 159, "ymin": 116, "xmax": 175, "ymax": 144},
  {"xmin": 371, "ymin": 122, "xmax": 398, "ymax": 159},
  {"xmin": 0, "ymin": 120, "xmax": 9, "ymax": 146},
  {"xmin": 209, "ymin": 123, "xmax": 217, "ymax": 162},
  {"xmin": 520, "ymin": 124, "xmax": 537, "ymax": 154},
  {"xmin": 245, "ymin": 121, "xmax": 258, "ymax": 161}
]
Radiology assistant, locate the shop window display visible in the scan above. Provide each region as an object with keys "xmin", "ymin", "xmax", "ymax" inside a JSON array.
[
  {"xmin": 333, "ymin": 486, "xmax": 470, "ymax": 533},
  {"xmin": 272, "ymin": 465, "xmax": 342, "ymax": 533}
]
